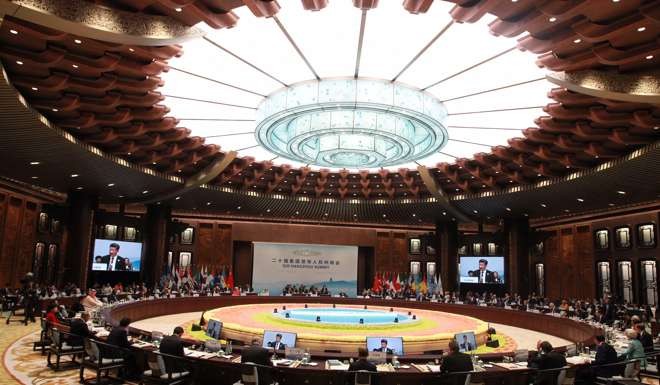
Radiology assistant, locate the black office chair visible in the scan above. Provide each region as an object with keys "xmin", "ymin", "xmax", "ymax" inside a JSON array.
[
  {"xmin": 141, "ymin": 351, "xmax": 191, "ymax": 385},
  {"xmin": 46, "ymin": 328, "xmax": 84, "ymax": 370},
  {"xmin": 79, "ymin": 338, "xmax": 126, "ymax": 384},
  {"xmin": 33, "ymin": 316, "xmax": 51, "ymax": 354}
]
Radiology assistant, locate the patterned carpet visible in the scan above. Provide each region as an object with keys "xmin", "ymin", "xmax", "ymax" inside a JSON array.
[{"xmin": 0, "ymin": 316, "xmax": 40, "ymax": 385}]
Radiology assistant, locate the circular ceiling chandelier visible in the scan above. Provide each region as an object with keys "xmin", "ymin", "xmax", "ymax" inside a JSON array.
[{"xmin": 255, "ymin": 78, "xmax": 448, "ymax": 169}]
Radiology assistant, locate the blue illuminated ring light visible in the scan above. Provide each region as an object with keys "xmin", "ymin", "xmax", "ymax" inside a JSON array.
[{"xmin": 255, "ymin": 78, "xmax": 449, "ymax": 169}]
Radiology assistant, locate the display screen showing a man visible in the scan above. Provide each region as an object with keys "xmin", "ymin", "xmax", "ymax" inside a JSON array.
[
  {"xmin": 459, "ymin": 335, "xmax": 473, "ymax": 352},
  {"xmin": 469, "ymin": 259, "xmax": 496, "ymax": 283},
  {"xmin": 373, "ymin": 339, "xmax": 394, "ymax": 354},
  {"xmin": 100, "ymin": 243, "xmax": 128, "ymax": 271},
  {"xmin": 267, "ymin": 333, "xmax": 286, "ymax": 350}
]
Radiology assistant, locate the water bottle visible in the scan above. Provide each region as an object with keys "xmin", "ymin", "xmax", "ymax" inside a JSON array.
[
  {"xmin": 227, "ymin": 340, "xmax": 233, "ymax": 354},
  {"xmin": 392, "ymin": 355, "xmax": 400, "ymax": 368}
]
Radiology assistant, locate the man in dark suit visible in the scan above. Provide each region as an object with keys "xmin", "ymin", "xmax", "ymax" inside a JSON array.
[
  {"xmin": 106, "ymin": 317, "xmax": 138, "ymax": 379},
  {"xmin": 372, "ymin": 339, "xmax": 394, "ymax": 354},
  {"xmin": 635, "ymin": 323, "xmax": 654, "ymax": 352},
  {"xmin": 441, "ymin": 340, "xmax": 474, "ymax": 385},
  {"xmin": 468, "ymin": 259, "xmax": 496, "ymax": 283},
  {"xmin": 528, "ymin": 341, "xmax": 567, "ymax": 385},
  {"xmin": 592, "ymin": 335, "xmax": 618, "ymax": 378},
  {"xmin": 68, "ymin": 312, "xmax": 93, "ymax": 346},
  {"xmin": 100, "ymin": 243, "xmax": 128, "ymax": 271},
  {"xmin": 602, "ymin": 297, "xmax": 615, "ymax": 325},
  {"xmin": 159, "ymin": 327, "xmax": 187, "ymax": 373},
  {"xmin": 241, "ymin": 338, "xmax": 273, "ymax": 384},
  {"xmin": 266, "ymin": 333, "xmax": 286, "ymax": 351},
  {"xmin": 459, "ymin": 335, "xmax": 474, "ymax": 352},
  {"xmin": 348, "ymin": 348, "xmax": 378, "ymax": 385}
]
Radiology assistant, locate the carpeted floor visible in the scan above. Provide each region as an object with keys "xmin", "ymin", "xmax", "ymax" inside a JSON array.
[{"xmin": 0, "ymin": 316, "xmax": 40, "ymax": 385}]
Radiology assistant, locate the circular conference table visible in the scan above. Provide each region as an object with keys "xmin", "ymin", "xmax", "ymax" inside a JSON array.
[{"xmin": 99, "ymin": 296, "xmax": 602, "ymax": 385}]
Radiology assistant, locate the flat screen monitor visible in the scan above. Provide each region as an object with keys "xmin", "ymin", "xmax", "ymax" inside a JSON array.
[
  {"xmin": 455, "ymin": 332, "xmax": 477, "ymax": 353},
  {"xmin": 262, "ymin": 331, "xmax": 297, "ymax": 351},
  {"xmin": 206, "ymin": 319, "xmax": 222, "ymax": 339},
  {"xmin": 91, "ymin": 239, "xmax": 143, "ymax": 272},
  {"xmin": 366, "ymin": 337, "xmax": 404, "ymax": 355},
  {"xmin": 459, "ymin": 256, "xmax": 504, "ymax": 284}
]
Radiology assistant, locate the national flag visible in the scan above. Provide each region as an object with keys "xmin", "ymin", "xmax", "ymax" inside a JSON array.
[
  {"xmin": 420, "ymin": 274, "xmax": 428, "ymax": 294},
  {"xmin": 226, "ymin": 269, "xmax": 234, "ymax": 289},
  {"xmin": 393, "ymin": 273, "xmax": 401, "ymax": 292}
]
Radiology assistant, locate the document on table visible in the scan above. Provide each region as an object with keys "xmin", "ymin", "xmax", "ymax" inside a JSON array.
[
  {"xmin": 325, "ymin": 360, "xmax": 349, "ymax": 371},
  {"xmin": 493, "ymin": 362, "xmax": 526, "ymax": 370}
]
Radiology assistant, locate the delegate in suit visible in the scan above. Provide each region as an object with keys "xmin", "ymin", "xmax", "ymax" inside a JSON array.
[
  {"xmin": 241, "ymin": 339, "xmax": 274, "ymax": 384},
  {"xmin": 98, "ymin": 243, "xmax": 130, "ymax": 271},
  {"xmin": 468, "ymin": 259, "xmax": 496, "ymax": 283},
  {"xmin": 372, "ymin": 339, "xmax": 394, "ymax": 354},
  {"xmin": 266, "ymin": 333, "xmax": 287, "ymax": 350}
]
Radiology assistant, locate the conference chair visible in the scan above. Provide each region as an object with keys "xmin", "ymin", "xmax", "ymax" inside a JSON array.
[
  {"xmin": 463, "ymin": 373, "xmax": 485, "ymax": 385},
  {"xmin": 141, "ymin": 351, "xmax": 191, "ymax": 385},
  {"xmin": 233, "ymin": 363, "xmax": 259, "ymax": 385},
  {"xmin": 354, "ymin": 370, "xmax": 373, "ymax": 385},
  {"xmin": 79, "ymin": 338, "xmax": 125, "ymax": 384},
  {"xmin": 46, "ymin": 328, "xmax": 84, "ymax": 371},
  {"xmin": 33, "ymin": 316, "xmax": 51, "ymax": 354},
  {"xmin": 556, "ymin": 366, "xmax": 577, "ymax": 385}
]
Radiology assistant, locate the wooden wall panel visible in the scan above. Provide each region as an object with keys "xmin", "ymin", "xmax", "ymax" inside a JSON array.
[
  {"xmin": 544, "ymin": 231, "xmax": 561, "ymax": 299},
  {"xmin": 194, "ymin": 223, "xmax": 215, "ymax": 267},
  {"xmin": 232, "ymin": 222, "xmax": 378, "ymax": 246},
  {"xmin": 15, "ymin": 202, "xmax": 38, "ymax": 281},
  {"xmin": 0, "ymin": 198, "xmax": 22, "ymax": 286},
  {"xmin": 575, "ymin": 226, "xmax": 595, "ymax": 299}
]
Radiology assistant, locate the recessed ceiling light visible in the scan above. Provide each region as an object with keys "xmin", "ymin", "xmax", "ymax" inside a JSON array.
[
  {"xmin": 565, "ymin": 165, "xmax": 570, "ymax": 169},
  {"xmin": 523, "ymin": 213, "xmax": 528, "ymax": 217},
  {"xmin": 537, "ymin": 173, "xmax": 542, "ymax": 177},
  {"xmin": 573, "ymin": 38, "xmax": 582, "ymax": 44},
  {"xmin": 129, "ymin": 48, "xmax": 135, "ymax": 52},
  {"xmin": 442, "ymin": 211, "xmax": 446, "ymax": 215},
  {"xmin": 473, "ymin": 210, "xmax": 478, "ymax": 214},
  {"xmin": 76, "ymin": 186, "xmax": 83, "ymax": 190},
  {"xmin": 382, "ymin": 214, "xmax": 386, "ymax": 217},
  {"xmin": 31, "ymin": 87, "xmax": 38, "ymax": 91},
  {"xmin": 540, "ymin": 203, "xmax": 547, "ymax": 208},
  {"xmin": 616, "ymin": 190, "xmax": 626, "ymax": 195},
  {"xmin": 295, "ymin": 211, "xmax": 299, "ymax": 215},
  {"xmin": 577, "ymin": 198, "xmax": 584, "ymax": 202},
  {"xmin": 74, "ymin": 39, "xmax": 82, "ymax": 44},
  {"xmin": 29, "ymin": 161, "xmax": 40, "ymax": 165},
  {"xmin": 152, "ymin": 162, "xmax": 156, "ymax": 165},
  {"xmin": 646, "ymin": 55, "xmax": 654, "ymax": 60},
  {"xmin": 237, "ymin": 206, "xmax": 241, "ymax": 210},
  {"xmin": 505, "ymin": 207, "xmax": 511, "ymax": 212},
  {"xmin": 70, "ymin": 174, "xmax": 79, "ymax": 177},
  {"xmin": 175, "ymin": 196, "xmax": 181, "ymax": 200},
  {"xmin": 9, "ymin": 29, "xmax": 18, "ymax": 35},
  {"xmin": 654, "ymin": 126, "xmax": 659, "ymax": 130},
  {"xmin": 608, "ymin": 203, "xmax": 615, "ymax": 207},
  {"xmin": 637, "ymin": 27, "xmax": 646, "ymax": 32},
  {"xmin": 206, "ymin": 202, "xmax": 211, "ymax": 205},
  {"xmin": 72, "ymin": 64, "xmax": 78, "ymax": 68},
  {"xmin": 549, "ymin": 17, "xmax": 557, "ymax": 22},
  {"xmin": 107, "ymin": 183, "xmax": 115, "ymax": 187},
  {"xmin": 52, "ymin": 108, "xmax": 58, "ymax": 112},
  {"xmin": 175, "ymin": 7, "xmax": 182, "ymax": 12},
  {"xmin": 412, "ymin": 213, "xmax": 416, "ymax": 217},
  {"xmin": 142, "ymin": 190, "xmax": 149, "ymax": 194},
  {"xmin": 31, "ymin": 176, "xmax": 38, "ymax": 179},
  {"xmin": 564, "ymin": 209, "xmax": 570, "ymax": 213},
  {"xmin": 266, "ymin": 209, "xmax": 271, "ymax": 212},
  {"xmin": 16, "ymin": 60, "xmax": 23, "ymax": 65}
]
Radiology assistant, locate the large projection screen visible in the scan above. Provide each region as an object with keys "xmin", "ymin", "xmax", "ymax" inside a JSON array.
[{"xmin": 252, "ymin": 242, "xmax": 358, "ymax": 297}]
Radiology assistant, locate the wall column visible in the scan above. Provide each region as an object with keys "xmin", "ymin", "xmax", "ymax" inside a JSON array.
[
  {"xmin": 63, "ymin": 192, "xmax": 97, "ymax": 289},
  {"xmin": 143, "ymin": 204, "xmax": 171, "ymax": 287},
  {"xmin": 436, "ymin": 221, "xmax": 458, "ymax": 293},
  {"xmin": 504, "ymin": 218, "xmax": 530, "ymax": 296}
]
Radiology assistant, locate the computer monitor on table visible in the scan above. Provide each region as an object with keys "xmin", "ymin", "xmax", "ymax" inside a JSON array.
[
  {"xmin": 206, "ymin": 319, "xmax": 223, "ymax": 339},
  {"xmin": 366, "ymin": 337, "xmax": 404, "ymax": 355},
  {"xmin": 454, "ymin": 332, "xmax": 477, "ymax": 353},
  {"xmin": 262, "ymin": 331, "xmax": 297, "ymax": 351}
]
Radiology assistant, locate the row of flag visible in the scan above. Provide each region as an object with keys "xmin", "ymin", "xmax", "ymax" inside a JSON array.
[
  {"xmin": 371, "ymin": 271, "xmax": 443, "ymax": 295},
  {"xmin": 161, "ymin": 264, "xmax": 234, "ymax": 290}
]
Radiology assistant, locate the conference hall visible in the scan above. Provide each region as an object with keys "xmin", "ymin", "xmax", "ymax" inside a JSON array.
[{"xmin": 0, "ymin": 0, "xmax": 659, "ymax": 384}]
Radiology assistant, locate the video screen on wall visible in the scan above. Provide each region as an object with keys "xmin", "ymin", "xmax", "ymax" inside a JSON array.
[
  {"xmin": 459, "ymin": 256, "xmax": 504, "ymax": 284},
  {"xmin": 91, "ymin": 239, "xmax": 143, "ymax": 272}
]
